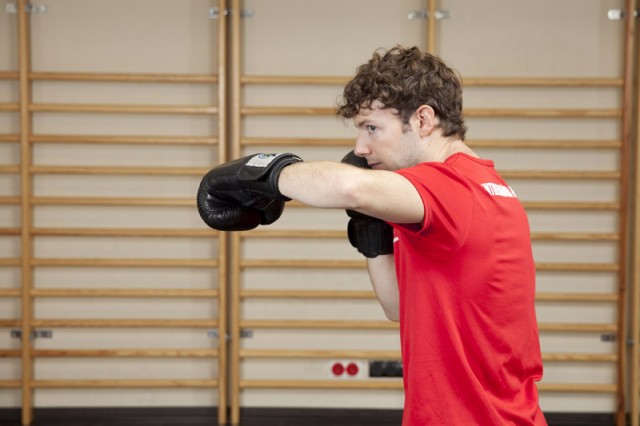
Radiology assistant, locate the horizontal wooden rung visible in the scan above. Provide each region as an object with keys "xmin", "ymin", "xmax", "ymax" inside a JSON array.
[
  {"xmin": 241, "ymin": 137, "xmax": 353, "ymax": 147},
  {"xmin": 467, "ymin": 139, "xmax": 621, "ymax": 149},
  {"xmin": 33, "ymin": 348, "xmax": 218, "ymax": 358},
  {"xmin": 31, "ymin": 227, "xmax": 218, "ymax": 238},
  {"xmin": 242, "ymin": 230, "xmax": 345, "ymax": 239},
  {"xmin": 542, "ymin": 352, "xmax": 617, "ymax": 363},
  {"xmin": 30, "ymin": 165, "xmax": 208, "ymax": 176},
  {"xmin": 240, "ymin": 259, "xmax": 365, "ymax": 269},
  {"xmin": 538, "ymin": 323, "xmax": 616, "ymax": 333},
  {"xmin": 239, "ymin": 320, "xmax": 614, "ymax": 333},
  {"xmin": 241, "ymin": 137, "xmax": 622, "ymax": 150},
  {"xmin": 531, "ymin": 232, "xmax": 618, "ymax": 241},
  {"xmin": 522, "ymin": 201, "xmax": 619, "ymax": 211},
  {"xmin": 238, "ymin": 259, "xmax": 616, "ymax": 272},
  {"xmin": 241, "ymin": 75, "xmax": 349, "ymax": 85},
  {"xmin": 240, "ymin": 75, "xmax": 623, "ymax": 88},
  {"xmin": 500, "ymin": 170, "xmax": 620, "ymax": 180},
  {"xmin": 0, "ymin": 71, "xmax": 18, "ymax": 80},
  {"xmin": 465, "ymin": 108, "xmax": 621, "ymax": 118},
  {"xmin": 31, "ymin": 134, "xmax": 218, "ymax": 146},
  {"xmin": 0, "ymin": 134, "xmax": 20, "ymax": 143},
  {"xmin": 537, "ymin": 382, "xmax": 617, "ymax": 393},
  {"xmin": 31, "ymin": 288, "xmax": 219, "ymax": 298},
  {"xmin": 0, "ymin": 289, "xmax": 21, "ymax": 297},
  {"xmin": 240, "ymin": 380, "xmax": 615, "ymax": 393},
  {"xmin": 32, "ymin": 379, "xmax": 218, "ymax": 389},
  {"xmin": 239, "ymin": 320, "xmax": 396, "ymax": 330},
  {"xmin": 30, "ymin": 258, "xmax": 217, "ymax": 268},
  {"xmin": 29, "ymin": 72, "xmax": 218, "ymax": 84},
  {"xmin": 242, "ymin": 229, "xmax": 616, "ymax": 241},
  {"xmin": 0, "ymin": 319, "xmax": 20, "ymax": 328},
  {"xmin": 239, "ymin": 349, "xmax": 616, "ymax": 363},
  {"xmin": 461, "ymin": 77, "xmax": 623, "ymax": 87},
  {"xmin": 0, "ymin": 227, "xmax": 21, "ymax": 236},
  {"xmin": 536, "ymin": 292, "xmax": 618, "ymax": 303},
  {"xmin": 31, "ymin": 196, "xmax": 194, "ymax": 207},
  {"xmin": 0, "ymin": 380, "xmax": 21, "ymax": 389},
  {"xmin": 241, "ymin": 106, "xmax": 336, "ymax": 116},
  {"xmin": 240, "ymin": 379, "xmax": 402, "ymax": 390},
  {"xmin": 0, "ymin": 349, "xmax": 21, "ymax": 358},
  {"xmin": 536, "ymin": 263, "xmax": 618, "ymax": 272},
  {"xmin": 31, "ymin": 319, "xmax": 218, "ymax": 328},
  {"xmin": 239, "ymin": 289, "xmax": 617, "ymax": 303},
  {"xmin": 239, "ymin": 349, "xmax": 400, "ymax": 359},
  {"xmin": 0, "ymin": 196, "xmax": 21, "ymax": 205},
  {"xmin": 30, "ymin": 103, "xmax": 218, "ymax": 115},
  {"xmin": 240, "ymin": 289, "xmax": 375, "ymax": 299},
  {"xmin": 240, "ymin": 106, "xmax": 621, "ymax": 118},
  {"xmin": 0, "ymin": 165, "xmax": 20, "ymax": 174},
  {"xmin": 0, "ymin": 259, "xmax": 20, "ymax": 267},
  {"xmin": 0, "ymin": 103, "xmax": 19, "ymax": 112}
]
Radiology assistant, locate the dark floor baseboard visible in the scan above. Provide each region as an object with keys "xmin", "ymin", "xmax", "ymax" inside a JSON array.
[{"xmin": 0, "ymin": 407, "xmax": 623, "ymax": 426}]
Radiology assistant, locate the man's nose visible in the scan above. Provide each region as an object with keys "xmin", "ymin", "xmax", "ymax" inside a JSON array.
[{"xmin": 354, "ymin": 134, "xmax": 370, "ymax": 157}]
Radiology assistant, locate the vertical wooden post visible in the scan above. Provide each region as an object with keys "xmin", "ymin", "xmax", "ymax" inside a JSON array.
[
  {"xmin": 17, "ymin": 0, "xmax": 34, "ymax": 424},
  {"xmin": 426, "ymin": 0, "xmax": 437, "ymax": 54},
  {"xmin": 230, "ymin": 0, "xmax": 242, "ymax": 424},
  {"xmin": 617, "ymin": 0, "xmax": 636, "ymax": 424},
  {"xmin": 630, "ymin": 2, "xmax": 640, "ymax": 424},
  {"xmin": 216, "ymin": 1, "xmax": 229, "ymax": 424}
]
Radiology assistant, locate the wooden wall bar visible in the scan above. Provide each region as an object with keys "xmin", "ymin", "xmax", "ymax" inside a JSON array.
[
  {"xmin": 1, "ymin": 1, "xmax": 638, "ymax": 425},
  {"xmin": 228, "ymin": 1, "xmax": 635, "ymax": 425},
  {"xmin": 0, "ymin": 1, "xmax": 230, "ymax": 425},
  {"xmin": 631, "ymin": 0, "xmax": 640, "ymax": 421}
]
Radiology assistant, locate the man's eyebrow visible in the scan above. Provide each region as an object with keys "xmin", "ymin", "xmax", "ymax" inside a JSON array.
[{"xmin": 354, "ymin": 119, "xmax": 372, "ymax": 128}]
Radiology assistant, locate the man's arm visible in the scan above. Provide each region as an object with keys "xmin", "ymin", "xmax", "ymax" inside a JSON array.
[
  {"xmin": 367, "ymin": 255, "xmax": 400, "ymax": 321},
  {"xmin": 278, "ymin": 160, "xmax": 418, "ymax": 322},
  {"xmin": 278, "ymin": 161, "xmax": 424, "ymax": 224}
]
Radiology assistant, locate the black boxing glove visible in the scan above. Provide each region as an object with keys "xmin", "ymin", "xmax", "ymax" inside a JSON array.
[
  {"xmin": 197, "ymin": 153, "xmax": 303, "ymax": 231},
  {"xmin": 341, "ymin": 151, "xmax": 394, "ymax": 258}
]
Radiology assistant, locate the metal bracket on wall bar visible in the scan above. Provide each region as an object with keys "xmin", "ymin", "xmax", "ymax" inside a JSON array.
[
  {"xmin": 600, "ymin": 333, "xmax": 616, "ymax": 342},
  {"xmin": 5, "ymin": 2, "xmax": 48, "ymax": 14},
  {"xmin": 603, "ymin": 335, "xmax": 637, "ymax": 346},
  {"xmin": 207, "ymin": 329, "xmax": 253, "ymax": 340},
  {"xmin": 208, "ymin": 7, "xmax": 253, "ymax": 19},
  {"xmin": 10, "ymin": 329, "xmax": 53, "ymax": 340},
  {"xmin": 207, "ymin": 329, "xmax": 231, "ymax": 342},
  {"xmin": 607, "ymin": 9, "xmax": 639, "ymax": 19},
  {"xmin": 408, "ymin": 10, "xmax": 450, "ymax": 20}
]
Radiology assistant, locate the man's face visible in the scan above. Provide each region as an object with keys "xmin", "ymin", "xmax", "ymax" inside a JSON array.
[{"xmin": 352, "ymin": 101, "xmax": 421, "ymax": 171}]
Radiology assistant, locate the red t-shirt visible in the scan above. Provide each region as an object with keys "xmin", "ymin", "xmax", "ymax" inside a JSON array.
[{"xmin": 393, "ymin": 153, "xmax": 547, "ymax": 425}]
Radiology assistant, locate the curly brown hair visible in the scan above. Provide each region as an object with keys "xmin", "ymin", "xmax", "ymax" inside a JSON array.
[{"xmin": 336, "ymin": 46, "xmax": 467, "ymax": 140}]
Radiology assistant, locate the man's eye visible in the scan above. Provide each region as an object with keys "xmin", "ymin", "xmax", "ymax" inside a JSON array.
[{"xmin": 367, "ymin": 125, "xmax": 377, "ymax": 132}]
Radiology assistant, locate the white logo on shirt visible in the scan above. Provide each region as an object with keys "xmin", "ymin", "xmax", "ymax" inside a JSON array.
[
  {"xmin": 393, "ymin": 237, "xmax": 399, "ymax": 244},
  {"xmin": 481, "ymin": 182, "xmax": 518, "ymax": 198}
]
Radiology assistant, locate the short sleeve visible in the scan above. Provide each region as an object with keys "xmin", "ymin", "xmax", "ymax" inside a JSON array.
[{"xmin": 394, "ymin": 163, "xmax": 474, "ymax": 258}]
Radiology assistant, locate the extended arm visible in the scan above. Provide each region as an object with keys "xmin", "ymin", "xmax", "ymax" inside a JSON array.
[
  {"xmin": 279, "ymin": 159, "xmax": 418, "ymax": 323},
  {"xmin": 278, "ymin": 161, "xmax": 423, "ymax": 224},
  {"xmin": 196, "ymin": 153, "xmax": 421, "ymax": 322}
]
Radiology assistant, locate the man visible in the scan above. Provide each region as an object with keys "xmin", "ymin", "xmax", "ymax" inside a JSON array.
[{"xmin": 197, "ymin": 46, "xmax": 547, "ymax": 425}]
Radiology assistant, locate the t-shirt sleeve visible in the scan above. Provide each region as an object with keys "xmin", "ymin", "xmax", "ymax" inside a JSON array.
[{"xmin": 394, "ymin": 163, "xmax": 474, "ymax": 258}]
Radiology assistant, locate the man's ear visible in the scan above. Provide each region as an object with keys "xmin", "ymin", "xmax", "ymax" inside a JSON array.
[{"xmin": 415, "ymin": 105, "xmax": 437, "ymax": 136}]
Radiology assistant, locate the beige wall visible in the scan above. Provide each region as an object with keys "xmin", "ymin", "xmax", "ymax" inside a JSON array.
[{"xmin": 0, "ymin": 0, "xmax": 633, "ymax": 417}]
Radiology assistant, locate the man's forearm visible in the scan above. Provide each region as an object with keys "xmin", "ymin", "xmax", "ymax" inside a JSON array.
[{"xmin": 367, "ymin": 254, "xmax": 400, "ymax": 322}]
